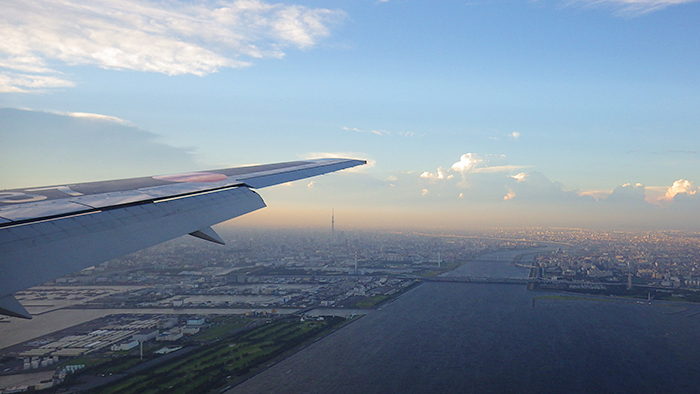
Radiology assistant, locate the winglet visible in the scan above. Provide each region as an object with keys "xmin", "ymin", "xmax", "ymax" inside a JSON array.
[
  {"xmin": 189, "ymin": 227, "xmax": 225, "ymax": 245},
  {"xmin": 0, "ymin": 295, "xmax": 32, "ymax": 319}
]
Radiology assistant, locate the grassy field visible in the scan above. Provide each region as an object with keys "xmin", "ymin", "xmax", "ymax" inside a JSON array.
[
  {"xmin": 348, "ymin": 281, "xmax": 421, "ymax": 309},
  {"xmin": 194, "ymin": 316, "xmax": 253, "ymax": 342},
  {"xmin": 89, "ymin": 317, "xmax": 346, "ymax": 394},
  {"xmin": 351, "ymin": 294, "xmax": 390, "ymax": 309}
]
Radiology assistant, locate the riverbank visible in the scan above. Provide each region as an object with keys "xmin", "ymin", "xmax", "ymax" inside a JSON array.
[{"xmin": 69, "ymin": 315, "xmax": 356, "ymax": 394}]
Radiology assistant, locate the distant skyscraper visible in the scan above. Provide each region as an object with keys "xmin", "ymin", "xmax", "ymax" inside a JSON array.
[
  {"xmin": 627, "ymin": 273, "xmax": 633, "ymax": 290},
  {"xmin": 354, "ymin": 250, "xmax": 358, "ymax": 275},
  {"xmin": 331, "ymin": 208, "xmax": 335, "ymax": 244}
]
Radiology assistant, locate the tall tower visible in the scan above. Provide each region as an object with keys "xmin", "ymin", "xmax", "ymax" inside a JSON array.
[
  {"xmin": 331, "ymin": 208, "xmax": 335, "ymax": 244},
  {"xmin": 354, "ymin": 249, "xmax": 358, "ymax": 275},
  {"xmin": 627, "ymin": 272, "xmax": 633, "ymax": 290}
]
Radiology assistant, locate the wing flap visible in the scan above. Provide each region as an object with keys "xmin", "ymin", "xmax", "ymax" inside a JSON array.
[
  {"xmin": 0, "ymin": 186, "xmax": 265, "ymax": 301},
  {"xmin": 0, "ymin": 200, "xmax": 91, "ymax": 222}
]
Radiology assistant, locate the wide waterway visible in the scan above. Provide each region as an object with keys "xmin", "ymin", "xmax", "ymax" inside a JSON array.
[{"xmin": 230, "ymin": 246, "xmax": 700, "ymax": 394}]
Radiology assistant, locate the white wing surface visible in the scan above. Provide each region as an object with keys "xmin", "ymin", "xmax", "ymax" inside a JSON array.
[{"xmin": 0, "ymin": 158, "xmax": 365, "ymax": 318}]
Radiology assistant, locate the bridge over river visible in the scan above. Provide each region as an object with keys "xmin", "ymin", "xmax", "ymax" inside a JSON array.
[{"xmin": 424, "ymin": 276, "xmax": 536, "ymax": 285}]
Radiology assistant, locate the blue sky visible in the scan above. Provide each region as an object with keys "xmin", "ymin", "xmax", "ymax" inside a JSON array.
[{"xmin": 1, "ymin": 0, "xmax": 699, "ymax": 229}]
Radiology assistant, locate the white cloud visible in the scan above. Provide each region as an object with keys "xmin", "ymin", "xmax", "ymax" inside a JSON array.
[
  {"xmin": 65, "ymin": 112, "xmax": 131, "ymax": 124},
  {"xmin": 511, "ymin": 173, "xmax": 528, "ymax": 182},
  {"xmin": 503, "ymin": 190, "xmax": 516, "ymax": 200},
  {"xmin": 504, "ymin": 172, "xmax": 584, "ymax": 203},
  {"xmin": 665, "ymin": 179, "xmax": 698, "ymax": 199},
  {"xmin": 570, "ymin": 0, "xmax": 700, "ymax": 14},
  {"xmin": 604, "ymin": 182, "xmax": 648, "ymax": 206},
  {"xmin": 411, "ymin": 153, "xmax": 532, "ymax": 197},
  {"xmin": 509, "ymin": 132, "xmax": 521, "ymax": 140},
  {"xmin": 15, "ymin": 107, "xmax": 131, "ymax": 124},
  {"xmin": 0, "ymin": 72, "xmax": 75, "ymax": 93},
  {"xmin": 389, "ymin": 153, "xmax": 564, "ymax": 203},
  {"xmin": 451, "ymin": 153, "xmax": 484, "ymax": 173},
  {"xmin": 0, "ymin": 0, "xmax": 345, "ymax": 92},
  {"xmin": 579, "ymin": 189, "xmax": 613, "ymax": 201},
  {"xmin": 342, "ymin": 126, "xmax": 416, "ymax": 138},
  {"xmin": 342, "ymin": 126, "xmax": 390, "ymax": 136},
  {"xmin": 590, "ymin": 181, "xmax": 700, "ymax": 205},
  {"xmin": 420, "ymin": 167, "xmax": 447, "ymax": 180},
  {"xmin": 449, "ymin": 153, "xmax": 529, "ymax": 174}
]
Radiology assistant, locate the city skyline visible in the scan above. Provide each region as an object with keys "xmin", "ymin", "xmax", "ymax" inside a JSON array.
[{"xmin": 1, "ymin": 0, "xmax": 699, "ymax": 230}]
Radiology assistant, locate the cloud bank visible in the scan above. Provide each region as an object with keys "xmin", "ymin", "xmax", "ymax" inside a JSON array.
[
  {"xmin": 343, "ymin": 153, "xmax": 700, "ymax": 229},
  {"xmin": 0, "ymin": 0, "xmax": 345, "ymax": 92},
  {"xmin": 0, "ymin": 108, "xmax": 198, "ymax": 188}
]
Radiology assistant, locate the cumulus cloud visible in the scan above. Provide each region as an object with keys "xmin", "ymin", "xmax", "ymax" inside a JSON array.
[
  {"xmin": 260, "ymin": 152, "xmax": 700, "ymax": 229},
  {"xmin": 583, "ymin": 180, "xmax": 700, "ymax": 207},
  {"xmin": 420, "ymin": 167, "xmax": 451, "ymax": 181},
  {"xmin": 0, "ymin": 0, "xmax": 345, "ymax": 92},
  {"xmin": 604, "ymin": 182, "xmax": 648, "ymax": 206},
  {"xmin": 451, "ymin": 153, "xmax": 484, "ymax": 173},
  {"xmin": 665, "ymin": 179, "xmax": 699, "ymax": 200},
  {"xmin": 450, "ymin": 153, "xmax": 530, "ymax": 174},
  {"xmin": 570, "ymin": 0, "xmax": 700, "ymax": 15},
  {"xmin": 390, "ymin": 152, "xmax": 575, "ymax": 203},
  {"xmin": 509, "ymin": 132, "xmax": 521, "ymax": 140},
  {"xmin": 504, "ymin": 172, "xmax": 585, "ymax": 203},
  {"xmin": 386, "ymin": 153, "xmax": 616, "ymax": 207},
  {"xmin": 511, "ymin": 173, "xmax": 528, "ymax": 182}
]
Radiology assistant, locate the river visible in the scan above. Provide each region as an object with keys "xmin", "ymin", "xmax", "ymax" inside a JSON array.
[{"xmin": 229, "ymin": 246, "xmax": 700, "ymax": 394}]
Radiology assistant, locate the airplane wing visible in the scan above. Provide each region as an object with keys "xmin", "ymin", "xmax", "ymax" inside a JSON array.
[{"xmin": 0, "ymin": 158, "xmax": 365, "ymax": 319}]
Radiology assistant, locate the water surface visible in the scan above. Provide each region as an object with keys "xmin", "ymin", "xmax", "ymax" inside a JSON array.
[{"xmin": 230, "ymin": 248, "xmax": 700, "ymax": 394}]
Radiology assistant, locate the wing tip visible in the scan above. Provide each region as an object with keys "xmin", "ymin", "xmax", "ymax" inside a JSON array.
[{"xmin": 0, "ymin": 295, "xmax": 32, "ymax": 319}]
